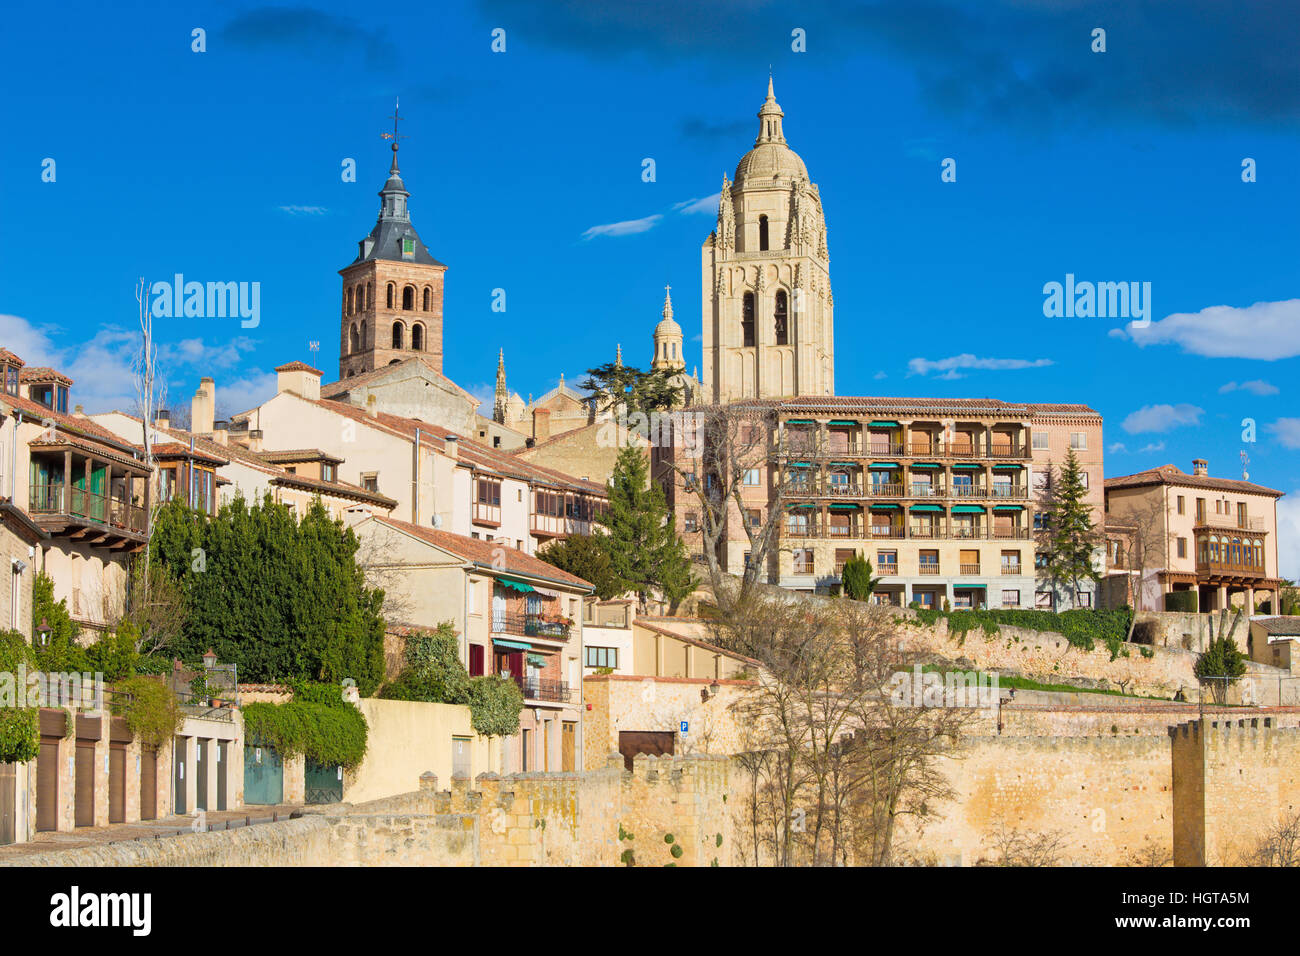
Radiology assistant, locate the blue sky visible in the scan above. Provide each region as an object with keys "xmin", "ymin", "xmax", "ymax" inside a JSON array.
[{"xmin": 1, "ymin": 0, "xmax": 1298, "ymax": 574}]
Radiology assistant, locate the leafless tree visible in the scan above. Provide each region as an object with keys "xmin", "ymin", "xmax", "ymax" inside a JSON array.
[
  {"xmin": 109, "ymin": 561, "xmax": 188, "ymax": 655},
  {"xmin": 1242, "ymin": 811, "xmax": 1300, "ymax": 866},
  {"xmin": 661, "ymin": 403, "xmax": 802, "ymax": 615},
  {"xmin": 1112, "ymin": 494, "xmax": 1169, "ymax": 641},
  {"xmin": 979, "ymin": 823, "xmax": 1068, "ymax": 866}
]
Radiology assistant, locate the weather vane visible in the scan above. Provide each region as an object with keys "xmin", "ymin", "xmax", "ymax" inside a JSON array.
[{"xmin": 382, "ymin": 97, "xmax": 406, "ymax": 150}]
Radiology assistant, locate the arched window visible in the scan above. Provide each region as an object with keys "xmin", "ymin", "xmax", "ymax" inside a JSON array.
[
  {"xmin": 386, "ymin": 283, "xmax": 395, "ymax": 309},
  {"xmin": 412, "ymin": 324, "xmax": 424, "ymax": 351},
  {"xmin": 345, "ymin": 288, "xmax": 353, "ymax": 315},
  {"xmin": 360, "ymin": 320, "xmax": 367, "ymax": 348},
  {"xmin": 422, "ymin": 287, "xmax": 431, "ymax": 311},
  {"xmin": 346, "ymin": 369, "xmax": 354, "ymax": 378},
  {"xmin": 357, "ymin": 285, "xmax": 365, "ymax": 311},
  {"xmin": 774, "ymin": 290, "xmax": 788, "ymax": 345},
  {"xmin": 402, "ymin": 286, "xmax": 414, "ymax": 311},
  {"xmin": 349, "ymin": 323, "xmax": 359, "ymax": 354},
  {"xmin": 742, "ymin": 292, "xmax": 755, "ymax": 347},
  {"xmin": 758, "ymin": 215, "xmax": 769, "ymax": 251},
  {"xmin": 392, "ymin": 322, "xmax": 404, "ymax": 349}
]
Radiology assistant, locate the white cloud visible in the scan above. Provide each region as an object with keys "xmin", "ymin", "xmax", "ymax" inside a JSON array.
[
  {"xmin": 161, "ymin": 337, "xmax": 257, "ymax": 371},
  {"xmin": 581, "ymin": 215, "xmax": 662, "ymax": 240},
  {"xmin": 215, "ymin": 372, "xmax": 279, "ymax": 419},
  {"xmin": 873, "ymin": 371, "xmax": 887, "ymax": 380},
  {"xmin": 1278, "ymin": 494, "xmax": 1300, "ymax": 581},
  {"xmin": 0, "ymin": 313, "xmax": 60, "ymax": 366},
  {"xmin": 1107, "ymin": 442, "xmax": 1128, "ymax": 454},
  {"xmin": 278, "ymin": 205, "xmax": 327, "ymax": 215},
  {"xmin": 672, "ymin": 193, "xmax": 721, "ymax": 215},
  {"xmin": 1138, "ymin": 441, "xmax": 1166, "ymax": 453},
  {"xmin": 1219, "ymin": 379, "xmax": 1279, "ymax": 396},
  {"xmin": 1121, "ymin": 403, "xmax": 1204, "ymax": 434},
  {"xmin": 1266, "ymin": 418, "xmax": 1300, "ymax": 450},
  {"xmin": 906, "ymin": 354, "xmax": 1053, "ymax": 378},
  {"xmin": 1116, "ymin": 298, "xmax": 1300, "ymax": 359}
]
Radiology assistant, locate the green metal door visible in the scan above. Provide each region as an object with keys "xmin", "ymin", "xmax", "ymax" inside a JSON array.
[
  {"xmin": 305, "ymin": 758, "xmax": 343, "ymax": 804},
  {"xmin": 243, "ymin": 744, "xmax": 283, "ymax": 805}
]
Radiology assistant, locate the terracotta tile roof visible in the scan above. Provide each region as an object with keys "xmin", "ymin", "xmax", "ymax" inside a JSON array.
[
  {"xmin": 316, "ymin": 399, "xmax": 607, "ymax": 496},
  {"xmin": 151, "ymin": 442, "xmax": 230, "ymax": 466},
  {"xmin": 18, "ymin": 367, "xmax": 72, "ymax": 386},
  {"xmin": 270, "ymin": 471, "xmax": 397, "ymax": 509},
  {"xmin": 1254, "ymin": 617, "xmax": 1300, "ymax": 637},
  {"xmin": 274, "ymin": 361, "xmax": 323, "ymax": 375},
  {"xmin": 258, "ymin": 448, "xmax": 344, "ymax": 465},
  {"xmin": 319, "ymin": 357, "xmax": 478, "ymax": 405},
  {"xmin": 6, "ymin": 392, "xmax": 146, "ymax": 455},
  {"xmin": 373, "ymin": 515, "xmax": 594, "ymax": 591},
  {"xmin": 0, "ymin": 349, "xmax": 25, "ymax": 367},
  {"xmin": 1105, "ymin": 464, "xmax": 1283, "ymax": 498}
]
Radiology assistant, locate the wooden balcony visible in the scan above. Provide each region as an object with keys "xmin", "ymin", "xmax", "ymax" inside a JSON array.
[
  {"xmin": 1194, "ymin": 514, "xmax": 1266, "ymax": 532},
  {"xmin": 29, "ymin": 482, "xmax": 147, "ymax": 549},
  {"xmin": 1196, "ymin": 559, "xmax": 1268, "ymax": 579},
  {"xmin": 531, "ymin": 514, "xmax": 592, "ymax": 538},
  {"xmin": 472, "ymin": 502, "xmax": 501, "ymax": 526}
]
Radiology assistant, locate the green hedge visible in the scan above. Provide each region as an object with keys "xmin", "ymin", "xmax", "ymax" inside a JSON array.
[
  {"xmin": 0, "ymin": 630, "xmax": 39, "ymax": 763},
  {"xmin": 914, "ymin": 606, "xmax": 1134, "ymax": 657},
  {"xmin": 242, "ymin": 699, "xmax": 368, "ymax": 769},
  {"xmin": 1164, "ymin": 591, "xmax": 1199, "ymax": 613}
]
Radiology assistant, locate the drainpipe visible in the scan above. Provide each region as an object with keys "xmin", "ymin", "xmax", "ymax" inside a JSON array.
[
  {"xmin": 413, "ymin": 427, "xmax": 420, "ymax": 525},
  {"xmin": 10, "ymin": 410, "xmax": 21, "ymax": 500}
]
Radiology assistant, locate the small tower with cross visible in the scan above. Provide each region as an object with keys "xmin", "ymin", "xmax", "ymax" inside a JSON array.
[
  {"xmin": 651, "ymin": 283, "xmax": 685, "ymax": 372},
  {"xmin": 337, "ymin": 99, "xmax": 448, "ymax": 380}
]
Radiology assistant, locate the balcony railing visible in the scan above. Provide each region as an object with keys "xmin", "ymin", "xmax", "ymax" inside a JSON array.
[
  {"xmin": 876, "ymin": 563, "xmax": 898, "ymax": 576},
  {"xmin": 1196, "ymin": 559, "xmax": 1267, "ymax": 577},
  {"xmin": 918, "ymin": 564, "xmax": 940, "ymax": 575},
  {"xmin": 472, "ymin": 502, "xmax": 501, "ymax": 525},
  {"xmin": 511, "ymin": 675, "xmax": 572, "ymax": 704},
  {"xmin": 531, "ymin": 514, "xmax": 592, "ymax": 537},
  {"xmin": 959, "ymin": 564, "xmax": 981, "ymax": 575},
  {"xmin": 785, "ymin": 523, "xmax": 1030, "ymax": 541},
  {"xmin": 491, "ymin": 612, "xmax": 572, "ymax": 640},
  {"xmin": 1001, "ymin": 564, "xmax": 1022, "ymax": 575},
  {"xmin": 29, "ymin": 482, "xmax": 147, "ymax": 534},
  {"xmin": 1195, "ymin": 513, "xmax": 1266, "ymax": 532}
]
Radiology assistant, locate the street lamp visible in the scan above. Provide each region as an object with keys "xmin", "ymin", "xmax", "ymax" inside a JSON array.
[{"xmin": 36, "ymin": 617, "xmax": 50, "ymax": 649}]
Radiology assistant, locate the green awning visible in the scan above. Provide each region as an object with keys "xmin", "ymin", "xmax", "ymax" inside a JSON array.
[
  {"xmin": 870, "ymin": 504, "xmax": 901, "ymax": 510},
  {"xmin": 869, "ymin": 462, "xmax": 900, "ymax": 469},
  {"xmin": 527, "ymin": 653, "xmax": 547, "ymax": 667},
  {"xmin": 828, "ymin": 461, "xmax": 859, "ymax": 467},
  {"xmin": 868, "ymin": 420, "xmax": 899, "ymax": 427},
  {"xmin": 788, "ymin": 462, "xmax": 812, "ymax": 468},
  {"xmin": 955, "ymin": 584, "xmax": 988, "ymax": 589},
  {"xmin": 910, "ymin": 463, "xmax": 940, "ymax": 469},
  {"xmin": 497, "ymin": 577, "xmax": 535, "ymax": 593},
  {"xmin": 493, "ymin": 639, "xmax": 531, "ymax": 651},
  {"xmin": 788, "ymin": 503, "xmax": 816, "ymax": 510},
  {"xmin": 951, "ymin": 505, "xmax": 986, "ymax": 513},
  {"xmin": 993, "ymin": 464, "xmax": 1025, "ymax": 471},
  {"xmin": 952, "ymin": 463, "xmax": 983, "ymax": 470},
  {"xmin": 828, "ymin": 504, "xmax": 860, "ymax": 511},
  {"xmin": 993, "ymin": 505, "xmax": 1024, "ymax": 512},
  {"xmin": 910, "ymin": 504, "xmax": 944, "ymax": 512},
  {"xmin": 828, "ymin": 420, "xmax": 859, "ymax": 426},
  {"xmin": 786, "ymin": 419, "xmax": 815, "ymax": 425}
]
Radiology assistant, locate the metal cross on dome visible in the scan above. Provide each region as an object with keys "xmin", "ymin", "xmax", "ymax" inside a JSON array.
[{"xmin": 382, "ymin": 98, "xmax": 407, "ymax": 148}]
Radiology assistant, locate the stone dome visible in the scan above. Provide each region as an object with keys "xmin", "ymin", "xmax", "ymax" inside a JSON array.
[
  {"xmin": 733, "ymin": 77, "xmax": 807, "ymax": 185},
  {"xmin": 655, "ymin": 315, "xmax": 682, "ymax": 336}
]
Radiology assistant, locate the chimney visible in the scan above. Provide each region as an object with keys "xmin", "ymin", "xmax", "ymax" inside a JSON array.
[
  {"xmin": 343, "ymin": 505, "xmax": 372, "ymax": 527},
  {"xmin": 212, "ymin": 420, "xmax": 229, "ymax": 446},
  {"xmin": 443, "ymin": 435, "xmax": 459, "ymax": 460},
  {"xmin": 1192, "ymin": 458, "xmax": 1208, "ymax": 477},
  {"xmin": 533, "ymin": 407, "xmax": 551, "ymax": 443},
  {"xmin": 275, "ymin": 361, "xmax": 323, "ymax": 401},
  {"xmin": 366, "ymin": 394, "xmax": 378, "ymax": 418},
  {"xmin": 192, "ymin": 378, "xmax": 215, "ymax": 435},
  {"xmin": 247, "ymin": 429, "xmax": 263, "ymax": 452},
  {"xmin": 154, "ymin": 409, "xmax": 171, "ymax": 429},
  {"xmin": 73, "ymin": 404, "xmax": 84, "ymax": 416}
]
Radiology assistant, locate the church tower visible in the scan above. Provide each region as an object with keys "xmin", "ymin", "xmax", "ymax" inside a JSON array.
[
  {"xmin": 701, "ymin": 78, "xmax": 834, "ymax": 403},
  {"xmin": 493, "ymin": 348, "xmax": 508, "ymax": 423},
  {"xmin": 338, "ymin": 123, "xmax": 447, "ymax": 379},
  {"xmin": 651, "ymin": 285, "xmax": 685, "ymax": 372}
]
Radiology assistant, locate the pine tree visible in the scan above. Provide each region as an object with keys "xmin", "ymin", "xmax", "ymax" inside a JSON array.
[
  {"xmin": 538, "ymin": 533, "xmax": 624, "ymax": 600},
  {"xmin": 1045, "ymin": 449, "xmax": 1100, "ymax": 608},
  {"xmin": 601, "ymin": 445, "xmax": 693, "ymax": 608},
  {"xmin": 840, "ymin": 554, "xmax": 879, "ymax": 601}
]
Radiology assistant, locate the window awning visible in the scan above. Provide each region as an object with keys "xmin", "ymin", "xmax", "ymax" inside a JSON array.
[
  {"xmin": 993, "ymin": 505, "xmax": 1024, "ymax": 512},
  {"xmin": 828, "ymin": 504, "xmax": 860, "ymax": 511},
  {"xmin": 788, "ymin": 462, "xmax": 812, "ymax": 468},
  {"xmin": 870, "ymin": 504, "xmax": 901, "ymax": 510},
  {"xmin": 785, "ymin": 419, "xmax": 815, "ymax": 425},
  {"xmin": 869, "ymin": 462, "xmax": 900, "ymax": 469},
  {"xmin": 993, "ymin": 464, "xmax": 1025, "ymax": 471},
  {"xmin": 911, "ymin": 463, "xmax": 940, "ymax": 469},
  {"xmin": 828, "ymin": 461, "xmax": 859, "ymax": 467},
  {"xmin": 493, "ymin": 639, "xmax": 531, "ymax": 651},
  {"xmin": 868, "ymin": 420, "xmax": 900, "ymax": 427},
  {"xmin": 788, "ymin": 503, "xmax": 816, "ymax": 511},
  {"xmin": 497, "ymin": 576, "xmax": 535, "ymax": 593},
  {"xmin": 952, "ymin": 463, "xmax": 983, "ymax": 470},
  {"xmin": 910, "ymin": 504, "xmax": 944, "ymax": 512},
  {"xmin": 828, "ymin": 419, "xmax": 859, "ymax": 426},
  {"xmin": 951, "ymin": 505, "xmax": 986, "ymax": 513},
  {"xmin": 955, "ymin": 584, "xmax": 988, "ymax": 589}
]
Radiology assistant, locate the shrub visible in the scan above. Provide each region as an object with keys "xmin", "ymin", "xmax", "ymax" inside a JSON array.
[
  {"xmin": 840, "ymin": 556, "xmax": 878, "ymax": 602},
  {"xmin": 242, "ymin": 698, "xmax": 369, "ymax": 769},
  {"xmin": 1164, "ymin": 591, "xmax": 1198, "ymax": 613},
  {"xmin": 1194, "ymin": 637, "xmax": 1247, "ymax": 705},
  {"xmin": 0, "ymin": 631, "xmax": 41, "ymax": 763},
  {"xmin": 111, "ymin": 676, "xmax": 184, "ymax": 749},
  {"xmin": 467, "ymin": 675, "xmax": 524, "ymax": 739}
]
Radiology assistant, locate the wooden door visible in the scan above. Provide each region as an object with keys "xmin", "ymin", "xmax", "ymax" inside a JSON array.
[
  {"xmin": 216, "ymin": 740, "xmax": 228, "ymax": 811},
  {"xmin": 108, "ymin": 744, "xmax": 126, "ymax": 824},
  {"xmin": 173, "ymin": 738, "xmax": 187, "ymax": 815},
  {"xmin": 561, "ymin": 722, "xmax": 576, "ymax": 772},
  {"xmin": 618, "ymin": 730, "xmax": 675, "ymax": 771},
  {"xmin": 140, "ymin": 749, "xmax": 157, "ymax": 821},
  {"xmin": 74, "ymin": 741, "xmax": 94, "ymax": 827},
  {"xmin": 0, "ymin": 762, "xmax": 15, "ymax": 845},
  {"xmin": 195, "ymin": 739, "xmax": 208, "ymax": 812}
]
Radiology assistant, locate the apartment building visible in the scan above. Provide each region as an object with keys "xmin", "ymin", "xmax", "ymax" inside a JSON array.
[
  {"xmin": 0, "ymin": 349, "xmax": 150, "ymax": 631},
  {"xmin": 349, "ymin": 514, "xmax": 590, "ymax": 773},
  {"xmin": 660, "ymin": 396, "xmax": 1105, "ymax": 610},
  {"xmin": 1104, "ymin": 459, "xmax": 1284, "ymax": 614}
]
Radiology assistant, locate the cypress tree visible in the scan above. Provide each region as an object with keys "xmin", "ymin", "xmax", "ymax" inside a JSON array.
[
  {"xmin": 1046, "ymin": 449, "xmax": 1101, "ymax": 608},
  {"xmin": 601, "ymin": 445, "xmax": 693, "ymax": 608}
]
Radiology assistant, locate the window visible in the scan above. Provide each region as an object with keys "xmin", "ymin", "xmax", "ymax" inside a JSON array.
[
  {"xmin": 1034, "ymin": 512, "xmax": 1049, "ymax": 531},
  {"xmin": 1002, "ymin": 589, "xmax": 1021, "ymax": 607},
  {"xmin": 361, "ymin": 473, "xmax": 378, "ymax": 493},
  {"xmin": 793, "ymin": 549, "xmax": 814, "ymax": 574},
  {"xmin": 422, "ymin": 288, "xmax": 431, "ymax": 311},
  {"xmin": 1177, "ymin": 495, "xmax": 1185, "ymax": 515},
  {"xmin": 875, "ymin": 550, "xmax": 897, "ymax": 574},
  {"xmin": 1035, "ymin": 591, "xmax": 1054, "ymax": 609},
  {"xmin": 322, "ymin": 463, "xmax": 336, "ymax": 482},
  {"xmin": 402, "ymin": 286, "xmax": 414, "ymax": 310},
  {"xmin": 1177, "ymin": 537, "xmax": 1187, "ymax": 559},
  {"xmin": 1001, "ymin": 550, "xmax": 1021, "ymax": 573},
  {"xmin": 1078, "ymin": 472, "xmax": 1089, "ymax": 489},
  {"xmin": 918, "ymin": 550, "xmax": 939, "ymax": 574},
  {"xmin": 1070, "ymin": 432, "xmax": 1087, "ymax": 450},
  {"xmin": 758, "ymin": 214, "xmax": 769, "ymax": 251},
  {"xmin": 742, "ymin": 292, "xmax": 756, "ymax": 347},
  {"xmin": 476, "ymin": 479, "xmax": 502, "ymax": 507},
  {"xmin": 774, "ymin": 290, "xmax": 788, "ymax": 345},
  {"xmin": 1196, "ymin": 497, "xmax": 1206, "ymax": 522},
  {"xmin": 392, "ymin": 322, "xmax": 404, "ymax": 348},
  {"xmin": 1035, "ymin": 554, "xmax": 1048, "ymax": 569},
  {"xmin": 914, "ymin": 589, "xmax": 936, "ymax": 609},
  {"xmin": 412, "ymin": 324, "xmax": 424, "ymax": 351},
  {"xmin": 160, "ymin": 467, "xmax": 177, "ymax": 502},
  {"xmin": 386, "ymin": 284, "xmax": 395, "ymax": 308},
  {"xmin": 584, "ymin": 646, "xmax": 619, "ymax": 669},
  {"xmin": 743, "ymin": 468, "xmax": 761, "ymax": 486},
  {"xmin": 1075, "ymin": 591, "xmax": 1093, "ymax": 608},
  {"xmin": 402, "ymin": 238, "xmax": 415, "ymax": 258},
  {"xmin": 746, "ymin": 508, "xmax": 761, "ymax": 530},
  {"xmin": 1032, "ymin": 432, "xmax": 1049, "ymax": 451}
]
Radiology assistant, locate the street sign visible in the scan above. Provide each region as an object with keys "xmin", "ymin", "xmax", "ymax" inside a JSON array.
[{"xmin": 680, "ymin": 721, "xmax": 689, "ymax": 735}]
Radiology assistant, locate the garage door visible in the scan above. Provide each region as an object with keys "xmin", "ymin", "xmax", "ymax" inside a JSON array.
[
  {"xmin": 140, "ymin": 749, "xmax": 157, "ymax": 821},
  {"xmin": 74, "ymin": 741, "xmax": 95, "ymax": 827},
  {"xmin": 0, "ymin": 763, "xmax": 15, "ymax": 845},
  {"xmin": 617, "ymin": 730, "xmax": 675, "ymax": 771},
  {"xmin": 36, "ymin": 739, "xmax": 59, "ymax": 831},
  {"xmin": 108, "ymin": 744, "xmax": 126, "ymax": 824}
]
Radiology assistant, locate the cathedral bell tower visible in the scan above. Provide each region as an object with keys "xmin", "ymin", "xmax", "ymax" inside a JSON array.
[
  {"xmin": 338, "ymin": 103, "xmax": 448, "ymax": 379},
  {"xmin": 701, "ymin": 77, "xmax": 834, "ymax": 403}
]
